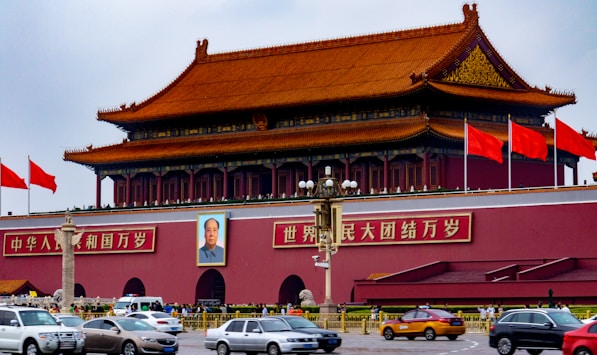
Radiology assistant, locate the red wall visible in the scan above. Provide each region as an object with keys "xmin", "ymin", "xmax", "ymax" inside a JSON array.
[{"xmin": 1, "ymin": 191, "xmax": 596, "ymax": 306}]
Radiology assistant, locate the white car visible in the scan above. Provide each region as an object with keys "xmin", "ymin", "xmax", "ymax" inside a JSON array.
[
  {"xmin": 204, "ymin": 317, "xmax": 319, "ymax": 354},
  {"xmin": 126, "ymin": 311, "xmax": 183, "ymax": 334},
  {"xmin": 582, "ymin": 314, "xmax": 597, "ymax": 324},
  {"xmin": 0, "ymin": 305, "xmax": 85, "ymax": 355}
]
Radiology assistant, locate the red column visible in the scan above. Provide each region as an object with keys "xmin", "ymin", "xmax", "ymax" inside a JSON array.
[
  {"xmin": 308, "ymin": 161, "xmax": 313, "ymax": 182},
  {"xmin": 423, "ymin": 151, "xmax": 430, "ymax": 189},
  {"xmin": 189, "ymin": 169, "xmax": 195, "ymax": 202},
  {"xmin": 95, "ymin": 174, "xmax": 101, "ymax": 209},
  {"xmin": 157, "ymin": 172, "xmax": 163, "ymax": 205},
  {"xmin": 345, "ymin": 158, "xmax": 350, "ymax": 181},
  {"xmin": 271, "ymin": 163, "xmax": 277, "ymax": 198},
  {"xmin": 126, "ymin": 174, "xmax": 131, "ymax": 207},
  {"xmin": 383, "ymin": 155, "xmax": 389, "ymax": 192},
  {"xmin": 222, "ymin": 167, "xmax": 228, "ymax": 200}
]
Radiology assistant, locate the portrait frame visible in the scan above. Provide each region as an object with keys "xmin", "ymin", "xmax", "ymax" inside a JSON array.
[{"xmin": 197, "ymin": 211, "xmax": 227, "ymax": 266}]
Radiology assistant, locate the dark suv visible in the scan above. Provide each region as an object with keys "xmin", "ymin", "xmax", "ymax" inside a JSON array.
[{"xmin": 489, "ymin": 308, "xmax": 583, "ymax": 355}]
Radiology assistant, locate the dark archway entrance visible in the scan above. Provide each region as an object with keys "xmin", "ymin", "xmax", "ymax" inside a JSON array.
[
  {"xmin": 74, "ymin": 283, "xmax": 86, "ymax": 297},
  {"xmin": 122, "ymin": 278, "xmax": 146, "ymax": 296},
  {"xmin": 196, "ymin": 269, "xmax": 225, "ymax": 305},
  {"xmin": 278, "ymin": 275, "xmax": 305, "ymax": 306}
]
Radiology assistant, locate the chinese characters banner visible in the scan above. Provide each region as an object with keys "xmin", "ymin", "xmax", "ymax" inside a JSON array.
[
  {"xmin": 3, "ymin": 227, "xmax": 156, "ymax": 256},
  {"xmin": 273, "ymin": 213, "xmax": 471, "ymax": 248}
]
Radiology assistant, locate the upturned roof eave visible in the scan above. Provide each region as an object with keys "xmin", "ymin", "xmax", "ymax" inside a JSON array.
[
  {"xmin": 65, "ymin": 117, "xmax": 432, "ymax": 166},
  {"xmin": 425, "ymin": 81, "xmax": 576, "ymax": 109},
  {"xmin": 98, "ymin": 83, "xmax": 429, "ymax": 127}
]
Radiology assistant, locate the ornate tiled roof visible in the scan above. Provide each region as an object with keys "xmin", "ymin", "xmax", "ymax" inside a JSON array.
[
  {"xmin": 66, "ymin": 4, "xmax": 579, "ymax": 168},
  {"xmin": 97, "ymin": 4, "xmax": 573, "ymax": 125}
]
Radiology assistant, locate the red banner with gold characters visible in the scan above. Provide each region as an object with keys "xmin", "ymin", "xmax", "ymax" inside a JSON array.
[
  {"xmin": 3, "ymin": 227, "xmax": 156, "ymax": 256},
  {"xmin": 273, "ymin": 213, "xmax": 471, "ymax": 248}
]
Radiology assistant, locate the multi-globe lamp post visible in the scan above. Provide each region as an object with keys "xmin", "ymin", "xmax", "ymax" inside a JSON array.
[{"xmin": 299, "ymin": 166, "xmax": 357, "ymax": 314}]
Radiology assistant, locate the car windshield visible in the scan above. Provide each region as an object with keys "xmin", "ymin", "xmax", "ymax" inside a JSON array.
[
  {"xmin": 116, "ymin": 318, "xmax": 156, "ymax": 331},
  {"xmin": 428, "ymin": 309, "xmax": 455, "ymax": 318},
  {"xmin": 19, "ymin": 310, "xmax": 58, "ymax": 326},
  {"xmin": 151, "ymin": 312, "xmax": 170, "ymax": 319},
  {"xmin": 551, "ymin": 312, "xmax": 583, "ymax": 325},
  {"xmin": 282, "ymin": 317, "xmax": 318, "ymax": 329},
  {"xmin": 260, "ymin": 319, "xmax": 292, "ymax": 332},
  {"xmin": 113, "ymin": 302, "xmax": 129, "ymax": 310},
  {"xmin": 58, "ymin": 316, "xmax": 84, "ymax": 327}
]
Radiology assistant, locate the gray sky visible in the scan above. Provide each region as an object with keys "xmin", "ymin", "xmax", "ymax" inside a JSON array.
[{"xmin": 1, "ymin": 0, "xmax": 596, "ymax": 216}]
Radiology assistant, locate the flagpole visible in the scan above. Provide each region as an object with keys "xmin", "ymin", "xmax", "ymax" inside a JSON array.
[
  {"xmin": 464, "ymin": 116, "xmax": 468, "ymax": 194},
  {"xmin": 28, "ymin": 155, "xmax": 31, "ymax": 215},
  {"xmin": 0, "ymin": 157, "xmax": 2, "ymax": 217},
  {"xmin": 508, "ymin": 114, "xmax": 512, "ymax": 191},
  {"xmin": 554, "ymin": 109, "xmax": 558, "ymax": 188}
]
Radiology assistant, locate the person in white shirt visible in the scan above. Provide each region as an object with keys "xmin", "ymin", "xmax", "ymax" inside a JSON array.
[{"xmin": 487, "ymin": 304, "xmax": 496, "ymax": 322}]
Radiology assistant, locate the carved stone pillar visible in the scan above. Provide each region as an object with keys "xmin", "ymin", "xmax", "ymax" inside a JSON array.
[{"xmin": 54, "ymin": 212, "xmax": 83, "ymax": 313}]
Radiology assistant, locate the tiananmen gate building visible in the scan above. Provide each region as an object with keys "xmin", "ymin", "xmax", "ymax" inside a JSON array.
[{"xmin": 2, "ymin": 4, "xmax": 597, "ymax": 307}]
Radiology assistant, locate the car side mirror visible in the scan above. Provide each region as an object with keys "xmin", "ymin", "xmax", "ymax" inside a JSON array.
[
  {"xmin": 9, "ymin": 319, "xmax": 19, "ymax": 327},
  {"xmin": 251, "ymin": 329, "xmax": 262, "ymax": 333},
  {"xmin": 110, "ymin": 326, "xmax": 121, "ymax": 333},
  {"xmin": 543, "ymin": 322, "xmax": 553, "ymax": 328}
]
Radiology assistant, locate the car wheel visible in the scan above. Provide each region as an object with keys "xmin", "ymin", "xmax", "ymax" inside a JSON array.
[
  {"xmin": 24, "ymin": 340, "xmax": 39, "ymax": 355},
  {"xmin": 424, "ymin": 328, "xmax": 436, "ymax": 341},
  {"xmin": 383, "ymin": 327, "xmax": 395, "ymax": 340},
  {"xmin": 496, "ymin": 336, "xmax": 515, "ymax": 355},
  {"xmin": 216, "ymin": 343, "xmax": 230, "ymax": 355},
  {"xmin": 574, "ymin": 347, "xmax": 592, "ymax": 355},
  {"xmin": 122, "ymin": 341, "xmax": 137, "ymax": 355},
  {"xmin": 267, "ymin": 343, "xmax": 281, "ymax": 355},
  {"xmin": 526, "ymin": 350, "xmax": 543, "ymax": 355},
  {"xmin": 447, "ymin": 335, "xmax": 458, "ymax": 341}
]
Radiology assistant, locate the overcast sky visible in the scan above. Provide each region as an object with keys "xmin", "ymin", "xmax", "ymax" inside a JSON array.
[{"xmin": 1, "ymin": 0, "xmax": 596, "ymax": 216}]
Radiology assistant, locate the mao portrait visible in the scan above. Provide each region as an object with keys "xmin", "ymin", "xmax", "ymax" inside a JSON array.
[{"xmin": 197, "ymin": 212, "xmax": 227, "ymax": 266}]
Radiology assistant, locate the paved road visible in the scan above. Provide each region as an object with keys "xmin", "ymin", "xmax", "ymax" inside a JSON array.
[{"xmin": 178, "ymin": 330, "xmax": 563, "ymax": 355}]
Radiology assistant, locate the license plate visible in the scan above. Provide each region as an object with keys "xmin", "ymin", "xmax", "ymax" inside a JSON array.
[
  {"xmin": 328, "ymin": 339, "xmax": 338, "ymax": 344},
  {"xmin": 163, "ymin": 347, "xmax": 174, "ymax": 353},
  {"xmin": 171, "ymin": 327, "xmax": 178, "ymax": 330},
  {"xmin": 452, "ymin": 322, "xmax": 461, "ymax": 326},
  {"xmin": 303, "ymin": 344, "xmax": 313, "ymax": 349}
]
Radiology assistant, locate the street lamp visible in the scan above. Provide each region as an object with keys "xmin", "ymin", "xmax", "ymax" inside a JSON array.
[{"xmin": 299, "ymin": 166, "xmax": 357, "ymax": 314}]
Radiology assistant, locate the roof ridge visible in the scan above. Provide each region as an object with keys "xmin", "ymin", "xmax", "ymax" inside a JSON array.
[{"xmin": 204, "ymin": 18, "xmax": 470, "ymax": 64}]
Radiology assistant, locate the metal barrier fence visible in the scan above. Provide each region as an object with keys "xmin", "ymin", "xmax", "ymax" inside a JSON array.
[
  {"xmin": 10, "ymin": 307, "xmax": 592, "ymax": 335},
  {"xmin": 178, "ymin": 310, "xmax": 492, "ymax": 335}
]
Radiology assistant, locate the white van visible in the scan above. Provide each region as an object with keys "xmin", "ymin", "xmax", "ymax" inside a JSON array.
[{"xmin": 113, "ymin": 295, "xmax": 163, "ymax": 316}]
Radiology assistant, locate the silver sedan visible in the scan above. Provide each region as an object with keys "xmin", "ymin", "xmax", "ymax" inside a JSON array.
[{"xmin": 204, "ymin": 317, "xmax": 319, "ymax": 355}]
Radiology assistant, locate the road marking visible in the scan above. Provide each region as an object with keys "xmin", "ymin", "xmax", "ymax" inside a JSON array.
[{"xmin": 438, "ymin": 338, "xmax": 479, "ymax": 354}]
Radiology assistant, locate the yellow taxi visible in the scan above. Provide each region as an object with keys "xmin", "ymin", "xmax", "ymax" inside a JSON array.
[{"xmin": 380, "ymin": 308, "xmax": 466, "ymax": 341}]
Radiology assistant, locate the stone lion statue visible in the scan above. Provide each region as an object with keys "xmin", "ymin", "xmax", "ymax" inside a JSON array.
[
  {"xmin": 299, "ymin": 289, "xmax": 316, "ymax": 306},
  {"xmin": 53, "ymin": 289, "xmax": 63, "ymax": 307}
]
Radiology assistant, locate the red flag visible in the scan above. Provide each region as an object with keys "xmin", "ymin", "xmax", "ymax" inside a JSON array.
[
  {"xmin": 29, "ymin": 159, "xmax": 57, "ymax": 193},
  {"xmin": 511, "ymin": 121, "xmax": 547, "ymax": 161},
  {"xmin": 556, "ymin": 118, "xmax": 596, "ymax": 160},
  {"xmin": 1, "ymin": 164, "xmax": 28, "ymax": 189},
  {"xmin": 467, "ymin": 124, "xmax": 504, "ymax": 163}
]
